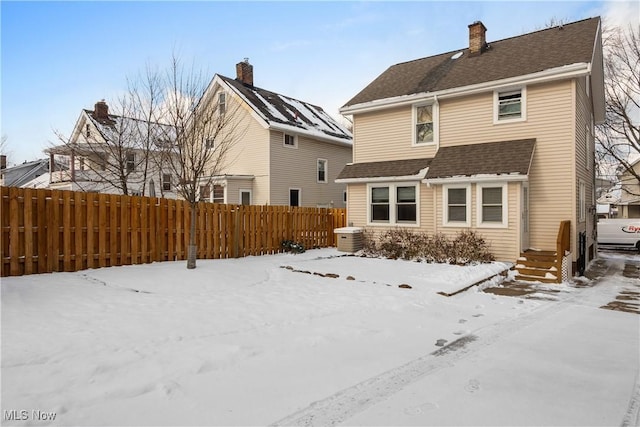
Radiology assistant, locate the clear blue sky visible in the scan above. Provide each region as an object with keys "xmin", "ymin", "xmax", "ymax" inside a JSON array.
[{"xmin": 1, "ymin": 0, "xmax": 636, "ymax": 164}]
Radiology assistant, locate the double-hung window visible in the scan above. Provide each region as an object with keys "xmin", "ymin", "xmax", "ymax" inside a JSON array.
[
  {"xmin": 477, "ymin": 183, "xmax": 507, "ymax": 227},
  {"xmin": 213, "ymin": 185, "xmax": 224, "ymax": 203},
  {"xmin": 126, "ymin": 152, "xmax": 135, "ymax": 173},
  {"xmin": 162, "ymin": 173, "xmax": 172, "ymax": 191},
  {"xmin": 494, "ymin": 88, "xmax": 526, "ymax": 123},
  {"xmin": 368, "ymin": 183, "xmax": 418, "ymax": 225},
  {"xmin": 317, "ymin": 159, "xmax": 327, "ymax": 183},
  {"xmin": 396, "ymin": 186, "xmax": 417, "ymax": 222},
  {"xmin": 444, "ymin": 185, "xmax": 470, "ymax": 226},
  {"xmin": 414, "ymin": 105, "xmax": 435, "ymax": 144},
  {"xmin": 218, "ymin": 92, "xmax": 226, "ymax": 114}
]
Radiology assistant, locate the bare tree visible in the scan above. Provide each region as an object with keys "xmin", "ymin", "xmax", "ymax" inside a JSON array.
[
  {"xmin": 155, "ymin": 55, "xmax": 242, "ymax": 269},
  {"xmin": 1, "ymin": 134, "xmax": 11, "ymax": 166},
  {"xmin": 595, "ymin": 23, "xmax": 640, "ymax": 196},
  {"xmin": 51, "ymin": 94, "xmax": 160, "ymax": 196}
]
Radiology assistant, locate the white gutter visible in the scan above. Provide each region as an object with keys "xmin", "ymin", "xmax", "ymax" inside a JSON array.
[
  {"xmin": 336, "ymin": 167, "xmax": 429, "ymax": 184},
  {"xmin": 341, "ymin": 62, "xmax": 591, "ymax": 115},
  {"xmin": 423, "ymin": 174, "xmax": 529, "ymax": 185}
]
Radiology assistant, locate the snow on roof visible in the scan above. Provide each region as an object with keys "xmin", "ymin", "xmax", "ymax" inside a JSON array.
[{"xmin": 218, "ymin": 75, "xmax": 352, "ymax": 145}]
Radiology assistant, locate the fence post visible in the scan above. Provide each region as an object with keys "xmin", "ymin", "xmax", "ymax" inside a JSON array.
[{"xmin": 233, "ymin": 207, "xmax": 240, "ymax": 258}]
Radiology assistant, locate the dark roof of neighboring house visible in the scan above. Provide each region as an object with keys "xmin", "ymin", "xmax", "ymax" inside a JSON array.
[
  {"xmin": 425, "ymin": 139, "xmax": 536, "ymax": 180},
  {"xmin": 343, "ymin": 17, "xmax": 600, "ymax": 108},
  {"xmin": 337, "ymin": 158, "xmax": 433, "ymax": 180},
  {"xmin": 218, "ymin": 75, "xmax": 352, "ymax": 142}
]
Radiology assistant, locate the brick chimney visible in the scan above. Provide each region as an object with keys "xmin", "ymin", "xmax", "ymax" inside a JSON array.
[
  {"xmin": 468, "ymin": 21, "xmax": 487, "ymax": 55},
  {"xmin": 236, "ymin": 58, "xmax": 253, "ymax": 86},
  {"xmin": 94, "ymin": 100, "xmax": 109, "ymax": 120}
]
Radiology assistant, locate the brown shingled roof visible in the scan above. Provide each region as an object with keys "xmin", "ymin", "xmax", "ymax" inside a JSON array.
[
  {"xmin": 337, "ymin": 158, "xmax": 432, "ymax": 181},
  {"xmin": 343, "ymin": 17, "xmax": 600, "ymax": 108},
  {"xmin": 425, "ymin": 139, "xmax": 535, "ymax": 180}
]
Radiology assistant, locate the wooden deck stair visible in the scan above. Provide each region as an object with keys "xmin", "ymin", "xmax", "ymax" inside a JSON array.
[
  {"xmin": 515, "ymin": 250, "xmax": 560, "ymax": 283},
  {"xmin": 514, "ymin": 220, "xmax": 571, "ymax": 284}
]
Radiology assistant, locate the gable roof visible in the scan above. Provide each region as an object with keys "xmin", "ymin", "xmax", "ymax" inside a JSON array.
[
  {"xmin": 336, "ymin": 158, "xmax": 432, "ymax": 182},
  {"xmin": 343, "ymin": 17, "xmax": 600, "ymax": 110},
  {"xmin": 217, "ymin": 75, "xmax": 352, "ymax": 145},
  {"xmin": 424, "ymin": 139, "xmax": 535, "ymax": 183}
]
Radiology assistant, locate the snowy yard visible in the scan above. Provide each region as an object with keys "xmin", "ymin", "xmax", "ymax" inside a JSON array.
[{"xmin": 1, "ymin": 249, "xmax": 639, "ymax": 426}]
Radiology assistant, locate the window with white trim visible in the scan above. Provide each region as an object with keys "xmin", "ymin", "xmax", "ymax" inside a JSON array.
[
  {"xmin": 414, "ymin": 104, "xmax": 436, "ymax": 144},
  {"xmin": 317, "ymin": 159, "xmax": 327, "ymax": 183},
  {"xmin": 199, "ymin": 184, "xmax": 211, "ymax": 202},
  {"xmin": 205, "ymin": 138, "xmax": 215, "ymax": 150},
  {"xmin": 579, "ymin": 181, "xmax": 586, "ymax": 222},
  {"xmin": 162, "ymin": 173, "xmax": 172, "ymax": 191},
  {"xmin": 477, "ymin": 183, "xmax": 508, "ymax": 227},
  {"xmin": 343, "ymin": 190, "xmax": 347, "ymax": 204},
  {"xmin": 368, "ymin": 183, "xmax": 419, "ymax": 225},
  {"xmin": 218, "ymin": 92, "xmax": 226, "ymax": 114},
  {"xmin": 494, "ymin": 88, "xmax": 526, "ymax": 123},
  {"xmin": 126, "ymin": 152, "xmax": 135, "ymax": 173},
  {"xmin": 213, "ymin": 184, "xmax": 224, "ymax": 203},
  {"xmin": 284, "ymin": 134, "xmax": 297, "ymax": 148},
  {"xmin": 240, "ymin": 189, "xmax": 251, "ymax": 205},
  {"xmin": 443, "ymin": 184, "xmax": 470, "ymax": 226}
]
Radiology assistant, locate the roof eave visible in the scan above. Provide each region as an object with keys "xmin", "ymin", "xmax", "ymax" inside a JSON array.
[
  {"xmin": 268, "ymin": 123, "xmax": 353, "ymax": 147},
  {"xmin": 341, "ymin": 62, "xmax": 591, "ymax": 115}
]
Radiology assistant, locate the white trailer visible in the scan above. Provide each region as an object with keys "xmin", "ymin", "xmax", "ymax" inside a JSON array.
[{"xmin": 597, "ymin": 219, "xmax": 640, "ymax": 251}]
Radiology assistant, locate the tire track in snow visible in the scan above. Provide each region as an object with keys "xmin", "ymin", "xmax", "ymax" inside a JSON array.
[{"xmin": 271, "ymin": 297, "xmax": 573, "ymax": 427}]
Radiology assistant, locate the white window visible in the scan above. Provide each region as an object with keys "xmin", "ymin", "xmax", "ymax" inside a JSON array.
[
  {"xmin": 413, "ymin": 104, "xmax": 437, "ymax": 145},
  {"xmin": 199, "ymin": 184, "xmax": 211, "ymax": 202},
  {"xmin": 205, "ymin": 138, "xmax": 215, "ymax": 150},
  {"xmin": 579, "ymin": 181, "xmax": 586, "ymax": 222},
  {"xmin": 218, "ymin": 92, "xmax": 226, "ymax": 114},
  {"xmin": 343, "ymin": 190, "xmax": 347, "ymax": 204},
  {"xmin": 284, "ymin": 134, "xmax": 297, "ymax": 148},
  {"xmin": 126, "ymin": 152, "xmax": 135, "ymax": 173},
  {"xmin": 317, "ymin": 159, "xmax": 327, "ymax": 183},
  {"xmin": 162, "ymin": 173, "xmax": 172, "ymax": 191},
  {"xmin": 494, "ymin": 88, "xmax": 526, "ymax": 123},
  {"xmin": 240, "ymin": 189, "xmax": 251, "ymax": 205},
  {"xmin": 477, "ymin": 183, "xmax": 508, "ymax": 228},
  {"xmin": 443, "ymin": 184, "xmax": 471, "ymax": 226},
  {"xmin": 213, "ymin": 184, "xmax": 225, "ymax": 203},
  {"xmin": 367, "ymin": 183, "xmax": 419, "ymax": 226}
]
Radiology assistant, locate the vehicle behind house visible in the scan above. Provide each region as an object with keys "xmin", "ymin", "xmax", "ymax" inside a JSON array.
[{"xmin": 597, "ymin": 219, "xmax": 640, "ymax": 251}]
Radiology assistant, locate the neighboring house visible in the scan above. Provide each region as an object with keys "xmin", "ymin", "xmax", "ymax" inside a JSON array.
[
  {"xmin": 337, "ymin": 18, "xmax": 605, "ymax": 280},
  {"xmin": 616, "ymin": 158, "xmax": 640, "ymax": 218},
  {"xmin": 46, "ymin": 101, "xmax": 179, "ymax": 198},
  {"xmin": 195, "ymin": 60, "xmax": 352, "ymax": 207},
  {"xmin": 0, "ymin": 158, "xmax": 52, "ymax": 187}
]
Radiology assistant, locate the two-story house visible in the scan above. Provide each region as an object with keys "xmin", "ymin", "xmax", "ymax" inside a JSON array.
[
  {"xmin": 196, "ymin": 60, "xmax": 352, "ymax": 208},
  {"xmin": 46, "ymin": 100, "xmax": 180, "ymax": 198},
  {"xmin": 337, "ymin": 17, "xmax": 605, "ymax": 281}
]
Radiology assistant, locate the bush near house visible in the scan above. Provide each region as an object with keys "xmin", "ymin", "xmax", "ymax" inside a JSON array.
[{"xmin": 362, "ymin": 228, "xmax": 494, "ymax": 265}]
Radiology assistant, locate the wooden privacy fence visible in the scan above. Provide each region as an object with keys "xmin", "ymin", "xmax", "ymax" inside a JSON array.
[{"xmin": 1, "ymin": 186, "xmax": 347, "ymax": 277}]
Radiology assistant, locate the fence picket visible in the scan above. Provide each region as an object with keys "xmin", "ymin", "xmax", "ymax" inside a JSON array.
[{"xmin": 1, "ymin": 186, "xmax": 346, "ymax": 276}]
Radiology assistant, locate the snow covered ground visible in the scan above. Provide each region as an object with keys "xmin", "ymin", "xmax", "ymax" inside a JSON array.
[{"xmin": 1, "ymin": 248, "xmax": 638, "ymax": 426}]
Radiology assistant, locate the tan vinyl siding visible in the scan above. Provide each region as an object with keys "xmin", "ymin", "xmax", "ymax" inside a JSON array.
[
  {"xmin": 346, "ymin": 183, "xmax": 366, "ymax": 226},
  {"xmin": 432, "ymin": 182, "xmax": 519, "ymax": 261},
  {"xmin": 269, "ymin": 131, "xmax": 352, "ymax": 207},
  {"xmin": 216, "ymin": 98, "xmax": 271, "ymax": 204},
  {"xmin": 438, "ymin": 80, "xmax": 575, "ymax": 251},
  {"xmin": 574, "ymin": 77, "xmax": 596, "ymax": 257},
  {"xmin": 353, "ymin": 106, "xmax": 438, "ymax": 163},
  {"xmin": 350, "ymin": 79, "xmax": 582, "ymax": 260}
]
